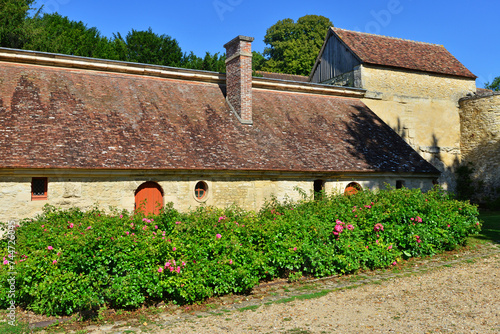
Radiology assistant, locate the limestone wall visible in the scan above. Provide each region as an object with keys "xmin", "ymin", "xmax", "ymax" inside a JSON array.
[
  {"xmin": 360, "ymin": 65, "xmax": 476, "ymax": 189},
  {"xmin": 0, "ymin": 171, "xmax": 436, "ymax": 224},
  {"xmin": 459, "ymin": 93, "xmax": 500, "ymax": 202}
]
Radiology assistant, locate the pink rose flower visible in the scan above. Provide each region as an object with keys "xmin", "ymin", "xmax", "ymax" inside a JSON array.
[
  {"xmin": 47, "ymin": 246, "xmax": 53, "ymax": 250},
  {"xmin": 173, "ymin": 247, "xmax": 177, "ymax": 251},
  {"xmin": 216, "ymin": 233, "xmax": 222, "ymax": 239},
  {"xmin": 52, "ymin": 260, "xmax": 57, "ymax": 265},
  {"xmin": 229, "ymin": 259, "xmax": 233, "ymax": 265},
  {"xmin": 158, "ymin": 267, "xmax": 163, "ymax": 273},
  {"xmin": 293, "ymin": 247, "xmax": 297, "ymax": 251}
]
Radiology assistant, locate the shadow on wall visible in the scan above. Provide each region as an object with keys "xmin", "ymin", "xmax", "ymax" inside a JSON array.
[
  {"xmin": 342, "ymin": 106, "xmax": 437, "ymax": 173},
  {"xmin": 460, "ymin": 140, "xmax": 500, "ymax": 207},
  {"xmin": 389, "ymin": 115, "xmax": 461, "ymax": 192}
]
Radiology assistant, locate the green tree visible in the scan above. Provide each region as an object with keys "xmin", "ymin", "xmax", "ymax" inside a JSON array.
[
  {"xmin": 262, "ymin": 15, "xmax": 333, "ymax": 76},
  {"xmin": 0, "ymin": 0, "xmax": 36, "ymax": 48},
  {"xmin": 180, "ymin": 51, "xmax": 226, "ymax": 72},
  {"xmin": 24, "ymin": 13, "xmax": 117, "ymax": 59},
  {"xmin": 485, "ymin": 76, "xmax": 500, "ymax": 91},
  {"xmin": 115, "ymin": 28, "xmax": 183, "ymax": 67}
]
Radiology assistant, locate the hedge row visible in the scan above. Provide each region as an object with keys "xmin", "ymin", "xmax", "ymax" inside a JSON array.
[{"xmin": 0, "ymin": 187, "xmax": 480, "ymax": 315}]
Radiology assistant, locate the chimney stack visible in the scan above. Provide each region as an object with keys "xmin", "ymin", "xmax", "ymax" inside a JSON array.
[{"xmin": 224, "ymin": 36, "xmax": 254, "ymax": 125}]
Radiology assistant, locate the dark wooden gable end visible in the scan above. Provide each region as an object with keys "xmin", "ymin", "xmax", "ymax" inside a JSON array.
[{"xmin": 310, "ymin": 29, "xmax": 362, "ymax": 85}]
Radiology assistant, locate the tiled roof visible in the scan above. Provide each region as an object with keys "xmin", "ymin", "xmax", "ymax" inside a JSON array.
[
  {"xmin": 256, "ymin": 71, "xmax": 309, "ymax": 82},
  {"xmin": 0, "ymin": 61, "xmax": 438, "ymax": 174},
  {"xmin": 332, "ymin": 28, "xmax": 476, "ymax": 79}
]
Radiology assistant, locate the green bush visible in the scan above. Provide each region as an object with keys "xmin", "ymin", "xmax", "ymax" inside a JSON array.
[{"xmin": 0, "ymin": 187, "xmax": 480, "ymax": 315}]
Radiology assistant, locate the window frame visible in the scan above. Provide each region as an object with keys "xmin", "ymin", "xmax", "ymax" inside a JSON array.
[
  {"xmin": 31, "ymin": 177, "xmax": 48, "ymax": 201},
  {"xmin": 193, "ymin": 181, "xmax": 209, "ymax": 202}
]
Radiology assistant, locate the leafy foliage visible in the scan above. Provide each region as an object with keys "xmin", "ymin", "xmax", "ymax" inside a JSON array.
[
  {"xmin": 113, "ymin": 28, "xmax": 183, "ymax": 67},
  {"xmin": 0, "ymin": 0, "xmax": 36, "ymax": 48},
  {"xmin": 24, "ymin": 13, "xmax": 117, "ymax": 59},
  {"xmin": 180, "ymin": 51, "xmax": 226, "ymax": 72},
  {"xmin": 0, "ymin": 187, "xmax": 480, "ymax": 315},
  {"xmin": 262, "ymin": 15, "xmax": 333, "ymax": 75},
  {"xmin": 484, "ymin": 76, "xmax": 500, "ymax": 91}
]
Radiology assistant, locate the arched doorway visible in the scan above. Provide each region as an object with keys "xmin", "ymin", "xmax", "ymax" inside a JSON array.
[
  {"xmin": 344, "ymin": 182, "xmax": 362, "ymax": 196},
  {"xmin": 135, "ymin": 182, "xmax": 164, "ymax": 215}
]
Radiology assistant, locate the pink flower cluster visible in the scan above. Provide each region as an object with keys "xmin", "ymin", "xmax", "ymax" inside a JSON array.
[
  {"xmin": 373, "ymin": 223, "xmax": 384, "ymax": 232},
  {"xmin": 270, "ymin": 209, "xmax": 282, "ymax": 216},
  {"xmin": 333, "ymin": 220, "xmax": 353, "ymax": 237},
  {"xmin": 142, "ymin": 218, "xmax": 154, "ymax": 223},
  {"xmin": 216, "ymin": 233, "xmax": 222, "ymax": 239},
  {"xmin": 415, "ymin": 235, "xmax": 422, "ymax": 243},
  {"xmin": 218, "ymin": 216, "xmax": 227, "ymax": 222},
  {"xmin": 410, "ymin": 216, "xmax": 423, "ymax": 223},
  {"xmin": 159, "ymin": 258, "xmax": 186, "ymax": 274},
  {"xmin": 2, "ymin": 257, "xmax": 8, "ymax": 265}
]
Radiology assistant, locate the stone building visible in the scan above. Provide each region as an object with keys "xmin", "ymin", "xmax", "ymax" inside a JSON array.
[
  {"xmin": 310, "ymin": 27, "xmax": 478, "ymax": 190},
  {"xmin": 0, "ymin": 36, "xmax": 439, "ymax": 222}
]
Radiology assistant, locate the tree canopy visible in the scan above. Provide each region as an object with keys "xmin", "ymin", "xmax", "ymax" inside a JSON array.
[
  {"xmin": 0, "ymin": 6, "xmax": 333, "ymax": 76},
  {"xmin": 113, "ymin": 28, "xmax": 183, "ymax": 67},
  {"xmin": 261, "ymin": 15, "xmax": 333, "ymax": 76},
  {"xmin": 0, "ymin": 0, "xmax": 35, "ymax": 48},
  {"xmin": 24, "ymin": 13, "xmax": 117, "ymax": 59},
  {"xmin": 485, "ymin": 76, "xmax": 500, "ymax": 91}
]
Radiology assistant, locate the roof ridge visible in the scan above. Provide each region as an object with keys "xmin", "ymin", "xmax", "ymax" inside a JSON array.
[
  {"xmin": 331, "ymin": 27, "xmax": 443, "ymax": 48},
  {"xmin": 256, "ymin": 70, "xmax": 308, "ymax": 77}
]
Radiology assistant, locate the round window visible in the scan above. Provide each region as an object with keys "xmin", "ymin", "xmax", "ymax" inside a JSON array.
[{"xmin": 194, "ymin": 181, "xmax": 208, "ymax": 201}]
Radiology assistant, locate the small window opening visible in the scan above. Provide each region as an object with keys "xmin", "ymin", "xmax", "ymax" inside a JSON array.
[
  {"xmin": 31, "ymin": 177, "xmax": 48, "ymax": 200},
  {"xmin": 194, "ymin": 181, "xmax": 208, "ymax": 201},
  {"xmin": 396, "ymin": 180, "xmax": 405, "ymax": 189},
  {"xmin": 344, "ymin": 182, "xmax": 362, "ymax": 196},
  {"xmin": 314, "ymin": 179, "xmax": 325, "ymax": 200}
]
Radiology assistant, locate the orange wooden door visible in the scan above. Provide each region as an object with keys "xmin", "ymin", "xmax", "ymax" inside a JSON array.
[{"xmin": 135, "ymin": 182, "xmax": 163, "ymax": 215}]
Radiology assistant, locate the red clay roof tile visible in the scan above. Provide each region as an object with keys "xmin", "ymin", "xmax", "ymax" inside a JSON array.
[
  {"xmin": 0, "ymin": 61, "xmax": 438, "ymax": 174},
  {"xmin": 332, "ymin": 28, "xmax": 476, "ymax": 79}
]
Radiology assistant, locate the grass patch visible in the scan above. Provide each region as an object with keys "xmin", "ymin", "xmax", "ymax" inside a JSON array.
[
  {"xmin": 476, "ymin": 211, "xmax": 500, "ymax": 243},
  {"xmin": 275, "ymin": 289, "xmax": 331, "ymax": 304},
  {"xmin": 237, "ymin": 305, "xmax": 260, "ymax": 312},
  {"xmin": 0, "ymin": 321, "xmax": 31, "ymax": 334}
]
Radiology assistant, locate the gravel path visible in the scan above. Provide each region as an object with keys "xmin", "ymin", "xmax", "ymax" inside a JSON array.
[{"xmin": 156, "ymin": 254, "xmax": 499, "ymax": 334}]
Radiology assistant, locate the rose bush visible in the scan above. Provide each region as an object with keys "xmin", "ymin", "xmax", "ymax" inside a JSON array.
[{"xmin": 0, "ymin": 186, "xmax": 480, "ymax": 315}]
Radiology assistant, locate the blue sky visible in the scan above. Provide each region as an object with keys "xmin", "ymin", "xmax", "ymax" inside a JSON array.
[{"xmin": 35, "ymin": 0, "xmax": 499, "ymax": 87}]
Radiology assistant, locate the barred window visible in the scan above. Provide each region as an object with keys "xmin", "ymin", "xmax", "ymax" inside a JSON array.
[{"xmin": 31, "ymin": 178, "xmax": 48, "ymax": 200}]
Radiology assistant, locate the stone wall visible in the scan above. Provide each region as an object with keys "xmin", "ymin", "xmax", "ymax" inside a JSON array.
[
  {"xmin": 459, "ymin": 93, "xmax": 500, "ymax": 202},
  {"xmin": 0, "ymin": 170, "xmax": 436, "ymax": 224},
  {"xmin": 360, "ymin": 65, "xmax": 477, "ymax": 190}
]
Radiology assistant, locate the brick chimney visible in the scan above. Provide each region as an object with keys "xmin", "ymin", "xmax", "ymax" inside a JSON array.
[{"xmin": 224, "ymin": 36, "xmax": 254, "ymax": 125}]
